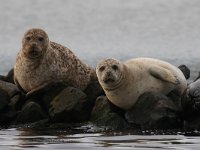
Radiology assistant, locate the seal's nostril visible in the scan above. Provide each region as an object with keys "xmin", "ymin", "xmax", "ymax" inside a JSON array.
[{"xmin": 107, "ymin": 72, "xmax": 111, "ymax": 77}]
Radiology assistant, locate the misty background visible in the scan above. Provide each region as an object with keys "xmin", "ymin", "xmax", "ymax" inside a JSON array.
[{"xmin": 0, "ymin": 0, "xmax": 200, "ymax": 80}]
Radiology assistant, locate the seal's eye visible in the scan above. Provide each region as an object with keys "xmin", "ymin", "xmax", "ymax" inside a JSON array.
[
  {"xmin": 38, "ymin": 37, "xmax": 44, "ymax": 42},
  {"xmin": 112, "ymin": 65, "xmax": 118, "ymax": 70},
  {"xmin": 99, "ymin": 66, "xmax": 105, "ymax": 72},
  {"xmin": 26, "ymin": 37, "xmax": 31, "ymax": 41}
]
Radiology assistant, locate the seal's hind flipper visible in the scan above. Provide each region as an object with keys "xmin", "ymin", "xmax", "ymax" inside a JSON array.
[
  {"xmin": 149, "ymin": 66, "xmax": 180, "ymax": 85},
  {"xmin": 178, "ymin": 65, "xmax": 190, "ymax": 80}
]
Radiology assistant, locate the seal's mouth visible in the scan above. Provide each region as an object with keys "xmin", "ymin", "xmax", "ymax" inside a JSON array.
[
  {"xmin": 30, "ymin": 50, "xmax": 38, "ymax": 56},
  {"xmin": 102, "ymin": 72, "xmax": 124, "ymax": 91},
  {"xmin": 27, "ymin": 47, "xmax": 42, "ymax": 59},
  {"xmin": 104, "ymin": 78, "xmax": 115, "ymax": 84}
]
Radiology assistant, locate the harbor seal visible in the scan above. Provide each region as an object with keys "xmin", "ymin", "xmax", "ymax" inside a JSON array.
[
  {"xmin": 14, "ymin": 28, "xmax": 95, "ymax": 95},
  {"xmin": 96, "ymin": 57, "xmax": 187, "ymax": 110}
]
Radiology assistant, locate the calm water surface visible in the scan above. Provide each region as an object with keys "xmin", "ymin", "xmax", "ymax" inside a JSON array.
[
  {"xmin": 1, "ymin": 127, "xmax": 200, "ymax": 150},
  {"xmin": 1, "ymin": 0, "xmax": 200, "ymax": 149}
]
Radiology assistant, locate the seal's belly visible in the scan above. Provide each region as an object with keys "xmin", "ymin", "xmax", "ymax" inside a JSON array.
[
  {"xmin": 139, "ymin": 77, "xmax": 174, "ymax": 95},
  {"xmin": 18, "ymin": 73, "xmax": 51, "ymax": 92},
  {"xmin": 106, "ymin": 77, "xmax": 174, "ymax": 110}
]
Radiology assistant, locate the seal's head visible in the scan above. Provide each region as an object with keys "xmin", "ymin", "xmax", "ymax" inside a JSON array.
[
  {"xmin": 22, "ymin": 28, "xmax": 49, "ymax": 59},
  {"xmin": 96, "ymin": 58, "xmax": 124, "ymax": 90}
]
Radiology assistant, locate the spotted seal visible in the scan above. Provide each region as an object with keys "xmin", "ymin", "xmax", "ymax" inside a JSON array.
[{"xmin": 14, "ymin": 28, "xmax": 95, "ymax": 95}]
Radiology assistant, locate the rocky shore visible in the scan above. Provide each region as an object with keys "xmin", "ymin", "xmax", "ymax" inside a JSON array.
[{"xmin": 0, "ymin": 66, "xmax": 200, "ymax": 132}]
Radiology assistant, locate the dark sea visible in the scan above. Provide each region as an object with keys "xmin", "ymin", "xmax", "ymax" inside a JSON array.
[{"xmin": 1, "ymin": 0, "xmax": 200, "ymax": 149}]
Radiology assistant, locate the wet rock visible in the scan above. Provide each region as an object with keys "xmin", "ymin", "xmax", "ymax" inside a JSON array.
[
  {"xmin": 49, "ymin": 87, "xmax": 90, "ymax": 123},
  {"xmin": 0, "ymin": 88, "xmax": 10, "ymax": 111},
  {"xmin": 125, "ymin": 92, "xmax": 183, "ymax": 129},
  {"xmin": 15, "ymin": 101, "xmax": 48, "ymax": 124},
  {"xmin": 90, "ymin": 96, "xmax": 129, "ymax": 130},
  {"xmin": 0, "ymin": 80, "xmax": 20, "ymax": 98},
  {"xmin": 178, "ymin": 65, "xmax": 190, "ymax": 80}
]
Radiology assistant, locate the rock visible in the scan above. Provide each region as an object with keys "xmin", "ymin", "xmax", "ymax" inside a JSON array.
[
  {"xmin": 178, "ymin": 73, "xmax": 200, "ymax": 130},
  {"xmin": 83, "ymin": 74, "xmax": 103, "ymax": 106},
  {"xmin": 181, "ymin": 78, "xmax": 200, "ymax": 127},
  {"xmin": 181, "ymin": 78, "xmax": 200, "ymax": 117},
  {"xmin": 0, "ymin": 88, "xmax": 10, "ymax": 111},
  {"xmin": 90, "ymin": 96, "xmax": 129, "ymax": 130},
  {"xmin": 181, "ymin": 89, "xmax": 196, "ymax": 118},
  {"xmin": 84, "ymin": 74, "xmax": 103, "ymax": 100},
  {"xmin": 9, "ymin": 94, "xmax": 26, "ymax": 111},
  {"xmin": 49, "ymin": 87, "xmax": 90, "ymax": 123},
  {"xmin": 26, "ymin": 119, "xmax": 49, "ymax": 128},
  {"xmin": 25, "ymin": 81, "xmax": 68, "ymax": 111},
  {"xmin": 187, "ymin": 78, "xmax": 200, "ymax": 108},
  {"xmin": 0, "ymin": 75, "xmax": 6, "ymax": 82},
  {"xmin": 125, "ymin": 92, "xmax": 183, "ymax": 129},
  {"xmin": 178, "ymin": 65, "xmax": 190, "ymax": 80},
  {"xmin": 0, "ymin": 107, "xmax": 17, "ymax": 126},
  {"xmin": 42, "ymin": 82, "xmax": 69, "ymax": 111},
  {"xmin": 0, "ymin": 68, "xmax": 14, "ymax": 83},
  {"xmin": 15, "ymin": 101, "xmax": 48, "ymax": 124},
  {"xmin": 184, "ymin": 116, "xmax": 200, "ymax": 130},
  {"xmin": 0, "ymin": 80, "xmax": 20, "ymax": 98},
  {"xmin": 6, "ymin": 68, "xmax": 14, "ymax": 83},
  {"xmin": 25, "ymin": 76, "xmax": 102, "ymax": 118}
]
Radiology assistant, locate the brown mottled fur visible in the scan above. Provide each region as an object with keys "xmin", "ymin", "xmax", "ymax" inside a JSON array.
[{"xmin": 14, "ymin": 28, "xmax": 95, "ymax": 92}]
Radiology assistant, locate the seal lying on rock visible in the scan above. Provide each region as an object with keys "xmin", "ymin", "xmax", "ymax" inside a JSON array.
[
  {"xmin": 96, "ymin": 57, "xmax": 187, "ymax": 110},
  {"xmin": 14, "ymin": 28, "xmax": 95, "ymax": 95}
]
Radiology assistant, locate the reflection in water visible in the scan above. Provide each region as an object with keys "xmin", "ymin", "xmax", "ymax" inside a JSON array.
[{"xmin": 0, "ymin": 127, "xmax": 200, "ymax": 150}]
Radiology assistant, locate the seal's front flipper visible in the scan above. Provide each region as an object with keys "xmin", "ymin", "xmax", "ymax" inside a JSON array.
[
  {"xmin": 26, "ymin": 80, "xmax": 69, "ymax": 99},
  {"xmin": 14, "ymin": 77, "xmax": 26, "ymax": 94},
  {"xmin": 26, "ymin": 81, "xmax": 56, "ymax": 98},
  {"xmin": 149, "ymin": 66, "xmax": 179, "ymax": 85}
]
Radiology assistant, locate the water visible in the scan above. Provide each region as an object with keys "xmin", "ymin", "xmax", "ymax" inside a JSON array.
[
  {"xmin": 1, "ymin": 0, "xmax": 200, "ymax": 149},
  {"xmin": 1, "ymin": 127, "xmax": 200, "ymax": 150}
]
